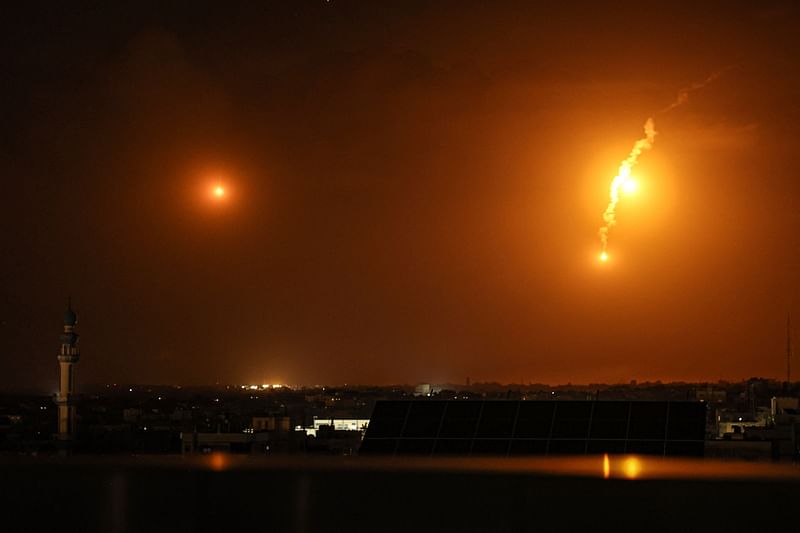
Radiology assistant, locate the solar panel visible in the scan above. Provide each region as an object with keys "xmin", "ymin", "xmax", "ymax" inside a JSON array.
[
  {"xmin": 590, "ymin": 401, "xmax": 629, "ymax": 439},
  {"xmin": 402, "ymin": 402, "xmax": 445, "ymax": 438},
  {"xmin": 476, "ymin": 401, "xmax": 517, "ymax": 438},
  {"xmin": 439, "ymin": 401, "xmax": 481, "ymax": 438},
  {"xmin": 360, "ymin": 400, "xmax": 707, "ymax": 458},
  {"xmin": 514, "ymin": 401, "xmax": 555, "ymax": 438},
  {"xmin": 433, "ymin": 438, "xmax": 473, "ymax": 456}
]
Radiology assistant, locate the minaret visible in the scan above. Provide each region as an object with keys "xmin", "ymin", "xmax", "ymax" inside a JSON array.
[{"xmin": 55, "ymin": 298, "xmax": 80, "ymax": 442}]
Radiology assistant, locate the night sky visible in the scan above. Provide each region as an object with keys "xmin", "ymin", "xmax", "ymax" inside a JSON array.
[{"xmin": 2, "ymin": 1, "xmax": 799, "ymax": 391}]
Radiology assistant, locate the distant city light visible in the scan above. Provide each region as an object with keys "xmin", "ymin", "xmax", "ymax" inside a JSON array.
[{"xmin": 242, "ymin": 383, "xmax": 288, "ymax": 390}]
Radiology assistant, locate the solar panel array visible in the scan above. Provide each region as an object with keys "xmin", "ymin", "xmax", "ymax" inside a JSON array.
[{"xmin": 360, "ymin": 400, "xmax": 706, "ymax": 457}]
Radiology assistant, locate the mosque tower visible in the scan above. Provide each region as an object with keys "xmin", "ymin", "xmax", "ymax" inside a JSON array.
[{"xmin": 55, "ymin": 298, "xmax": 80, "ymax": 442}]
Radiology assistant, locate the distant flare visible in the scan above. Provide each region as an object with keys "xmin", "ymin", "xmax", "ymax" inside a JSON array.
[
  {"xmin": 597, "ymin": 70, "xmax": 728, "ymax": 261},
  {"xmin": 213, "ymin": 185, "xmax": 225, "ymax": 198},
  {"xmin": 598, "ymin": 118, "xmax": 656, "ymax": 261}
]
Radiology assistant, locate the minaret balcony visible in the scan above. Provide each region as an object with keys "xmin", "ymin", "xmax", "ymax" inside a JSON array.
[{"xmin": 53, "ymin": 394, "xmax": 73, "ymax": 405}]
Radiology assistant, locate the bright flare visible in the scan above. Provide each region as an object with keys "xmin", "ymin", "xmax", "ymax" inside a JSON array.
[
  {"xmin": 598, "ymin": 119, "xmax": 656, "ymax": 260},
  {"xmin": 213, "ymin": 185, "xmax": 225, "ymax": 198},
  {"xmin": 622, "ymin": 178, "xmax": 637, "ymax": 194},
  {"xmin": 596, "ymin": 70, "xmax": 727, "ymax": 261}
]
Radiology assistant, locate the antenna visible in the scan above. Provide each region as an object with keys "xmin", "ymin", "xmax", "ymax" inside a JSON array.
[{"xmin": 788, "ymin": 314, "xmax": 793, "ymax": 383}]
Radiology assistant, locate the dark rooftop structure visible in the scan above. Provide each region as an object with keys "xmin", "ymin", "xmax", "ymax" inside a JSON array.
[{"xmin": 360, "ymin": 400, "xmax": 706, "ymax": 457}]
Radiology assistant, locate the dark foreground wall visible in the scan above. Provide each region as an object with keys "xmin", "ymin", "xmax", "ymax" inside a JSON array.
[{"xmin": 1, "ymin": 456, "xmax": 798, "ymax": 533}]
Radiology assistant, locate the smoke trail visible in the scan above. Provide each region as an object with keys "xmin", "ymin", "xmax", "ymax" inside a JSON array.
[
  {"xmin": 598, "ymin": 118, "xmax": 656, "ymax": 257},
  {"xmin": 598, "ymin": 69, "xmax": 730, "ymax": 260},
  {"xmin": 659, "ymin": 67, "xmax": 732, "ymax": 114}
]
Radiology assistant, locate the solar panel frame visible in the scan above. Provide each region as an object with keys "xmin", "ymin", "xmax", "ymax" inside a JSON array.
[
  {"xmin": 438, "ymin": 400, "xmax": 483, "ymax": 438},
  {"xmin": 360, "ymin": 400, "xmax": 706, "ymax": 458}
]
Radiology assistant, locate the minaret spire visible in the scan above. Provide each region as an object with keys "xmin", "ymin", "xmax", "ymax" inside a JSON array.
[{"xmin": 55, "ymin": 299, "xmax": 80, "ymax": 446}]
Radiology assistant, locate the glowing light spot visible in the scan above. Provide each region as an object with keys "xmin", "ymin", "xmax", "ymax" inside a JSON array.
[
  {"xmin": 209, "ymin": 452, "xmax": 227, "ymax": 471},
  {"xmin": 213, "ymin": 185, "xmax": 225, "ymax": 198},
  {"xmin": 623, "ymin": 457, "xmax": 641, "ymax": 479},
  {"xmin": 622, "ymin": 178, "xmax": 637, "ymax": 194},
  {"xmin": 600, "ymin": 251, "xmax": 609, "ymax": 262},
  {"xmin": 603, "ymin": 454, "xmax": 610, "ymax": 479}
]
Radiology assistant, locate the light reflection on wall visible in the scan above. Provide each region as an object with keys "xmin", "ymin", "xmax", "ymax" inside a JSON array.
[
  {"xmin": 209, "ymin": 452, "xmax": 228, "ymax": 472},
  {"xmin": 623, "ymin": 457, "xmax": 642, "ymax": 479}
]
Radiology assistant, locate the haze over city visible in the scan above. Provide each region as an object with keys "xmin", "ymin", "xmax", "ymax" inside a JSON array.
[{"xmin": 2, "ymin": 1, "xmax": 799, "ymax": 390}]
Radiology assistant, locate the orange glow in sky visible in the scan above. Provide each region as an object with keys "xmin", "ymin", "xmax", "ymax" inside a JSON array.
[{"xmin": 213, "ymin": 185, "xmax": 225, "ymax": 198}]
